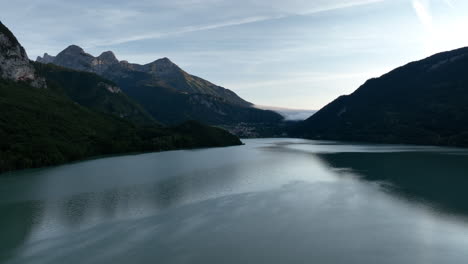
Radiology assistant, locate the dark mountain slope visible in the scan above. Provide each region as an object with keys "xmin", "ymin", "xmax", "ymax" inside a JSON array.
[
  {"xmin": 33, "ymin": 62, "xmax": 154, "ymax": 124},
  {"xmin": 0, "ymin": 21, "xmax": 241, "ymax": 173},
  {"xmin": 297, "ymin": 47, "xmax": 468, "ymax": 147},
  {"xmin": 117, "ymin": 71, "xmax": 284, "ymax": 125},
  {"xmin": 0, "ymin": 78, "xmax": 241, "ymax": 173},
  {"xmin": 38, "ymin": 46, "xmax": 283, "ymax": 125}
]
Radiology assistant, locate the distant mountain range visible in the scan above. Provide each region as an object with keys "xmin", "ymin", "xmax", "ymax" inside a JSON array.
[
  {"xmin": 37, "ymin": 46, "xmax": 283, "ymax": 125},
  {"xmin": 296, "ymin": 47, "xmax": 468, "ymax": 147},
  {"xmin": 0, "ymin": 21, "xmax": 241, "ymax": 173}
]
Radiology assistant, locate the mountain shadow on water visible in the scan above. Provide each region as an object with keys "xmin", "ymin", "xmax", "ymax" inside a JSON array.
[{"xmin": 317, "ymin": 151, "xmax": 468, "ymax": 217}]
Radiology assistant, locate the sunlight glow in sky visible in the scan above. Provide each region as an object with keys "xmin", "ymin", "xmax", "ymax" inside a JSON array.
[{"xmin": 1, "ymin": 0, "xmax": 468, "ymax": 109}]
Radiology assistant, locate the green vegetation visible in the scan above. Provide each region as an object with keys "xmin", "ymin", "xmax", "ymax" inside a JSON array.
[
  {"xmin": 41, "ymin": 44, "xmax": 284, "ymax": 126},
  {"xmin": 33, "ymin": 62, "xmax": 155, "ymax": 124},
  {"xmin": 1, "ymin": 20, "xmax": 241, "ymax": 174},
  {"xmin": 0, "ymin": 79, "xmax": 241, "ymax": 174},
  {"xmin": 120, "ymin": 80, "xmax": 284, "ymax": 125}
]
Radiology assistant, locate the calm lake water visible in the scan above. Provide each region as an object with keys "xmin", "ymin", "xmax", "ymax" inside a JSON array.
[{"xmin": 2, "ymin": 138, "xmax": 468, "ymax": 264}]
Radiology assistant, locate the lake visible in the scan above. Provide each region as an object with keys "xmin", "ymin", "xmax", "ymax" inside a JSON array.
[{"xmin": 1, "ymin": 138, "xmax": 468, "ymax": 264}]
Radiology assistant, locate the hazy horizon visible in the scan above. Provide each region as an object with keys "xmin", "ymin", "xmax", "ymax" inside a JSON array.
[{"xmin": 2, "ymin": 0, "xmax": 467, "ymax": 110}]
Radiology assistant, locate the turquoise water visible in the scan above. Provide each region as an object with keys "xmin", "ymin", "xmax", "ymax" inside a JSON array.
[{"xmin": 2, "ymin": 139, "xmax": 468, "ymax": 263}]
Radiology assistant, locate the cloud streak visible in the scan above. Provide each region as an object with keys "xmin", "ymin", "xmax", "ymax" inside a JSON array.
[
  {"xmin": 86, "ymin": 15, "xmax": 284, "ymax": 47},
  {"xmin": 299, "ymin": 0, "xmax": 385, "ymax": 15},
  {"xmin": 85, "ymin": 0, "xmax": 385, "ymax": 47}
]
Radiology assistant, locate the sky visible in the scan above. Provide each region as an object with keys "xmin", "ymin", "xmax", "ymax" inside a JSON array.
[{"xmin": 1, "ymin": 0, "xmax": 468, "ymax": 110}]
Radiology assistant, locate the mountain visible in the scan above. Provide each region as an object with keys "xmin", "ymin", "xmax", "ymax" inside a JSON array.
[
  {"xmin": 37, "ymin": 46, "xmax": 283, "ymax": 125},
  {"xmin": 0, "ymin": 22, "xmax": 45, "ymax": 88},
  {"xmin": 0, "ymin": 21, "xmax": 241, "ymax": 173},
  {"xmin": 296, "ymin": 47, "xmax": 468, "ymax": 147},
  {"xmin": 33, "ymin": 62, "xmax": 154, "ymax": 124},
  {"xmin": 39, "ymin": 45, "xmax": 249, "ymax": 106},
  {"xmin": 36, "ymin": 52, "xmax": 55, "ymax": 63}
]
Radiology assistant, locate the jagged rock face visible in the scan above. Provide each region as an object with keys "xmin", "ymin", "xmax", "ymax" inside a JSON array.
[
  {"xmin": 36, "ymin": 53, "xmax": 56, "ymax": 64},
  {"xmin": 94, "ymin": 51, "xmax": 119, "ymax": 74},
  {"xmin": 97, "ymin": 51, "xmax": 118, "ymax": 64},
  {"xmin": 0, "ymin": 21, "xmax": 45, "ymax": 88},
  {"xmin": 97, "ymin": 82, "xmax": 121, "ymax": 94},
  {"xmin": 39, "ymin": 45, "xmax": 252, "ymax": 107},
  {"xmin": 52, "ymin": 46, "xmax": 121, "ymax": 76},
  {"xmin": 52, "ymin": 45, "xmax": 96, "ymax": 73}
]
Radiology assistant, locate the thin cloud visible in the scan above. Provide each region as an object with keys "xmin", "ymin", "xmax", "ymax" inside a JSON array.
[
  {"xmin": 412, "ymin": 0, "xmax": 432, "ymax": 29},
  {"xmin": 88, "ymin": 15, "xmax": 283, "ymax": 47},
  {"xmin": 86, "ymin": 0, "xmax": 385, "ymax": 48},
  {"xmin": 299, "ymin": 0, "xmax": 385, "ymax": 15}
]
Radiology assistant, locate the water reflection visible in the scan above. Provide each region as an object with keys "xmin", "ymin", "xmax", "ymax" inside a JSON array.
[
  {"xmin": 1, "ymin": 142, "xmax": 322, "ymax": 248},
  {"xmin": 316, "ymin": 151, "xmax": 468, "ymax": 216},
  {"xmin": 2, "ymin": 139, "xmax": 468, "ymax": 264},
  {"xmin": 0, "ymin": 202, "xmax": 42, "ymax": 263},
  {"xmin": 5, "ymin": 180, "xmax": 468, "ymax": 264}
]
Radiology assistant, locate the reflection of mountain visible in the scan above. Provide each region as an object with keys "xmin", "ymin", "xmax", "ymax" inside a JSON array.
[
  {"xmin": 12, "ymin": 162, "xmax": 245, "ymax": 240},
  {"xmin": 0, "ymin": 202, "xmax": 40, "ymax": 263},
  {"xmin": 56, "ymin": 179, "xmax": 187, "ymax": 228},
  {"xmin": 316, "ymin": 151, "xmax": 468, "ymax": 216}
]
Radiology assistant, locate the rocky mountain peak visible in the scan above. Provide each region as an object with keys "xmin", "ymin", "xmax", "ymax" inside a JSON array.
[
  {"xmin": 62, "ymin": 44, "xmax": 86, "ymax": 55},
  {"xmin": 0, "ymin": 21, "xmax": 46, "ymax": 88},
  {"xmin": 158, "ymin": 57, "xmax": 172, "ymax": 63},
  {"xmin": 48, "ymin": 46, "xmax": 121, "ymax": 74},
  {"xmin": 98, "ymin": 51, "xmax": 119, "ymax": 64},
  {"xmin": 152, "ymin": 57, "xmax": 176, "ymax": 66},
  {"xmin": 144, "ymin": 57, "xmax": 182, "ymax": 75},
  {"xmin": 52, "ymin": 44, "xmax": 95, "ymax": 72},
  {"xmin": 36, "ymin": 53, "xmax": 56, "ymax": 64},
  {"xmin": 55, "ymin": 44, "xmax": 94, "ymax": 62},
  {"xmin": 37, "ymin": 45, "xmax": 252, "ymax": 107}
]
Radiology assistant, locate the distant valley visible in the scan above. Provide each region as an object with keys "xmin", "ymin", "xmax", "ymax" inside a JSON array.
[{"xmin": 256, "ymin": 106, "xmax": 317, "ymax": 121}]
